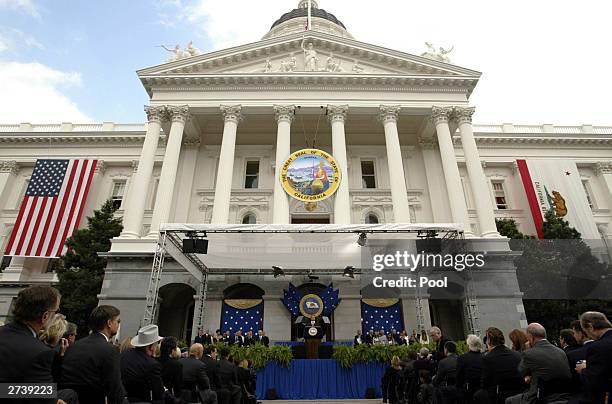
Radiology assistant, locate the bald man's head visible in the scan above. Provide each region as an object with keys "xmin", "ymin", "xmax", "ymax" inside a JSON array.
[
  {"xmin": 525, "ymin": 323, "xmax": 546, "ymax": 346},
  {"xmin": 189, "ymin": 343, "xmax": 204, "ymax": 359}
]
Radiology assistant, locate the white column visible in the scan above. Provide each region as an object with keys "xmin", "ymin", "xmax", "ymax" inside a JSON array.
[
  {"xmin": 328, "ymin": 105, "xmax": 351, "ymax": 224},
  {"xmin": 378, "ymin": 105, "xmax": 411, "ymax": 223},
  {"xmin": 431, "ymin": 106, "xmax": 472, "ymax": 236},
  {"xmin": 147, "ymin": 105, "xmax": 190, "ymax": 237},
  {"xmin": 453, "ymin": 107, "xmax": 500, "ymax": 238},
  {"xmin": 211, "ymin": 105, "xmax": 243, "ymax": 224},
  {"xmin": 272, "ymin": 105, "xmax": 294, "ymax": 224},
  {"xmin": 596, "ymin": 162, "xmax": 612, "ymax": 208},
  {"xmin": 121, "ymin": 106, "xmax": 165, "ymax": 238},
  {"xmin": 0, "ymin": 161, "xmax": 18, "ymax": 212}
]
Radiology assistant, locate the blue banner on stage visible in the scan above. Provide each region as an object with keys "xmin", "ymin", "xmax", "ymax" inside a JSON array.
[
  {"xmin": 221, "ymin": 301, "xmax": 263, "ymax": 333},
  {"xmin": 361, "ymin": 301, "xmax": 404, "ymax": 334},
  {"xmin": 256, "ymin": 359, "xmax": 386, "ymax": 400}
]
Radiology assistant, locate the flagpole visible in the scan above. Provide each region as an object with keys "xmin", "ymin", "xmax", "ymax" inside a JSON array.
[{"xmin": 307, "ymin": 0, "xmax": 312, "ymax": 31}]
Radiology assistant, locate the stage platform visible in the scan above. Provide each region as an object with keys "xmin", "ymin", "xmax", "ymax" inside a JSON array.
[{"xmin": 256, "ymin": 359, "xmax": 386, "ymax": 400}]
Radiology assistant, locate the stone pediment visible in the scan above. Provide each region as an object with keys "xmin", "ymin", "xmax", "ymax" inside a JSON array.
[{"xmin": 138, "ymin": 31, "xmax": 480, "ymax": 82}]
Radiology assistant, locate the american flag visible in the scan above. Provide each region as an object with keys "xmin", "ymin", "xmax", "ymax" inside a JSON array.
[{"xmin": 5, "ymin": 159, "xmax": 97, "ymax": 258}]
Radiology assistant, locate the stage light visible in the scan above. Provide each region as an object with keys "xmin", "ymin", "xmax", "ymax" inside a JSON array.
[
  {"xmin": 357, "ymin": 232, "xmax": 367, "ymax": 247},
  {"xmin": 272, "ymin": 265, "xmax": 285, "ymax": 278},
  {"xmin": 343, "ymin": 266, "xmax": 355, "ymax": 278},
  {"xmin": 183, "ymin": 232, "xmax": 208, "ymax": 254}
]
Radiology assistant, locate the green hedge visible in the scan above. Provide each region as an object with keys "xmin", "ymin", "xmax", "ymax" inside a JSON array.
[
  {"xmin": 332, "ymin": 341, "xmax": 468, "ymax": 368},
  {"xmin": 211, "ymin": 343, "xmax": 293, "ymax": 369}
]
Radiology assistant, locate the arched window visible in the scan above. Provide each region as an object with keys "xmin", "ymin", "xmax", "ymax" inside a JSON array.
[
  {"xmin": 365, "ymin": 213, "xmax": 379, "ymax": 224},
  {"xmin": 242, "ymin": 213, "xmax": 256, "ymax": 224}
]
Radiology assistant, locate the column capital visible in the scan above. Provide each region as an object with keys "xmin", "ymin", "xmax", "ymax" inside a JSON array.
[
  {"xmin": 417, "ymin": 137, "xmax": 438, "ymax": 150},
  {"xmin": 167, "ymin": 105, "xmax": 190, "ymax": 124},
  {"xmin": 452, "ymin": 106, "xmax": 476, "ymax": 125},
  {"xmin": 378, "ymin": 105, "xmax": 401, "ymax": 124},
  {"xmin": 596, "ymin": 161, "xmax": 612, "ymax": 176},
  {"xmin": 94, "ymin": 160, "xmax": 106, "ymax": 175},
  {"xmin": 327, "ymin": 105, "xmax": 348, "ymax": 123},
  {"xmin": 220, "ymin": 105, "xmax": 243, "ymax": 124},
  {"xmin": 430, "ymin": 106, "xmax": 453, "ymax": 125},
  {"xmin": 144, "ymin": 105, "xmax": 166, "ymax": 124},
  {"xmin": 0, "ymin": 160, "xmax": 19, "ymax": 175},
  {"xmin": 273, "ymin": 105, "xmax": 295, "ymax": 124}
]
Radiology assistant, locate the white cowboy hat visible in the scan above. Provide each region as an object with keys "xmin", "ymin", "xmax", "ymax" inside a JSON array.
[{"xmin": 131, "ymin": 324, "xmax": 164, "ymax": 347}]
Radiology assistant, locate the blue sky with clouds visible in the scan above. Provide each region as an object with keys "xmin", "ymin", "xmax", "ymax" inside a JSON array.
[{"xmin": 1, "ymin": 0, "xmax": 611, "ymax": 125}]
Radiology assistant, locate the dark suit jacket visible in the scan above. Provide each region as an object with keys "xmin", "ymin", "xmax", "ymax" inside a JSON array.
[
  {"xmin": 180, "ymin": 357, "xmax": 211, "ymax": 391},
  {"xmin": 581, "ymin": 330, "xmax": 612, "ymax": 404},
  {"xmin": 433, "ymin": 336, "xmax": 451, "ymax": 361},
  {"xmin": 518, "ymin": 339, "xmax": 572, "ymax": 403},
  {"xmin": 121, "ymin": 348, "xmax": 165, "ymax": 403},
  {"xmin": 456, "ymin": 350, "xmax": 483, "ymax": 393},
  {"xmin": 202, "ymin": 355, "xmax": 221, "ymax": 389},
  {"xmin": 195, "ymin": 334, "xmax": 213, "ymax": 346},
  {"xmin": 434, "ymin": 353, "xmax": 458, "ymax": 386},
  {"xmin": 481, "ymin": 344, "xmax": 526, "ymax": 399},
  {"xmin": 353, "ymin": 334, "xmax": 363, "ymax": 346},
  {"xmin": 61, "ymin": 332, "xmax": 125, "ymax": 404},
  {"xmin": 566, "ymin": 343, "xmax": 589, "ymax": 400},
  {"xmin": 0, "ymin": 321, "xmax": 55, "ymax": 404},
  {"xmin": 217, "ymin": 358, "xmax": 239, "ymax": 388},
  {"xmin": 159, "ymin": 357, "xmax": 183, "ymax": 396},
  {"xmin": 260, "ymin": 335, "xmax": 270, "ymax": 347}
]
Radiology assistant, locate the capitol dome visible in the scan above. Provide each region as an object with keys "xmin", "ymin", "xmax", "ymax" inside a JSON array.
[{"xmin": 262, "ymin": 0, "xmax": 354, "ymax": 40}]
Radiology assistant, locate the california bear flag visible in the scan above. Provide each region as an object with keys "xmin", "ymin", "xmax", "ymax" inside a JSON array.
[{"xmin": 516, "ymin": 159, "xmax": 599, "ymax": 239}]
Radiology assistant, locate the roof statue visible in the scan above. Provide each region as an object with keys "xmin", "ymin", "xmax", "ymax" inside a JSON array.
[
  {"xmin": 301, "ymin": 39, "xmax": 319, "ymax": 71},
  {"xmin": 420, "ymin": 42, "xmax": 454, "ymax": 63},
  {"xmin": 160, "ymin": 41, "xmax": 201, "ymax": 62}
]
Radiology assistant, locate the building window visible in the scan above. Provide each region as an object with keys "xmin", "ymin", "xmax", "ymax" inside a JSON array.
[
  {"xmin": 111, "ymin": 180, "xmax": 126, "ymax": 210},
  {"xmin": 491, "ymin": 180, "xmax": 508, "ymax": 210},
  {"xmin": 582, "ymin": 179, "xmax": 595, "ymax": 209},
  {"xmin": 365, "ymin": 213, "xmax": 379, "ymax": 224},
  {"xmin": 361, "ymin": 160, "xmax": 376, "ymax": 189},
  {"xmin": 244, "ymin": 161, "xmax": 259, "ymax": 189},
  {"xmin": 242, "ymin": 213, "xmax": 256, "ymax": 224}
]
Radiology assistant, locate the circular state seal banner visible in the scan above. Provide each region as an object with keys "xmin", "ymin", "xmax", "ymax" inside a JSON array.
[
  {"xmin": 299, "ymin": 294, "xmax": 324, "ymax": 319},
  {"xmin": 280, "ymin": 149, "xmax": 341, "ymax": 202}
]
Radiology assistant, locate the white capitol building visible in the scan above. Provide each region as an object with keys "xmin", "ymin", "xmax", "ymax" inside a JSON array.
[{"xmin": 0, "ymin": 0, "xmax": 611, "ymax": 342}]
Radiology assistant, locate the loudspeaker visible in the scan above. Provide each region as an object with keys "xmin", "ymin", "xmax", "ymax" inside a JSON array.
[
  {"xmin": 182, "ymin": 238, "xmax": 208, "ymax": 254},
  {"xmin": 265, "ymin": 388, "xmax": 278, "ymax": 400},
  {"xmin": 416, "ymin": 238, "xmax": 442, "ymax": 254}
]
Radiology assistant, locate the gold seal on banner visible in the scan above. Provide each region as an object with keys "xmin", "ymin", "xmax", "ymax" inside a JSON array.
[
  {"xmin": 280, "ymin": 149, "xmax": 341, "ymax": 208},
  {"xmin": 299, "ymin": 294, "xmax": 324, "ymax": 320}
]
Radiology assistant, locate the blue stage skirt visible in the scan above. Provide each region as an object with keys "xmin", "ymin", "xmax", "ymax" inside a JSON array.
[{"xmin": 255, "ymin": 359, "xmax": 386, "ymax": 400}]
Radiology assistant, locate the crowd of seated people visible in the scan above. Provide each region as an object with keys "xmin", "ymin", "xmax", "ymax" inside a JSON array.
[
  {"xmin": 193, "ymin": 328, "xmax": 269, "ymax": 348},
  {"xmin": 380, "ymin": 317, "xmax": 612, "ymax": 404},
  {"xmin": 355, "ymin": 328, "xmax": 430, "ymax": 346}
]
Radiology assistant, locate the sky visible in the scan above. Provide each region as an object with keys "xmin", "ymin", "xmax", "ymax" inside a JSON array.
[{"xmin": 0, "ymin": 0, "xmax": 611, "ymax": 125}]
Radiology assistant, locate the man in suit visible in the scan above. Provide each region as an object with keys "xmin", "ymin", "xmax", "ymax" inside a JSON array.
[
  {"xmin": 61, "ymin": 305, "xmax": 125, "ymax": 404},
  {"xmin": 430, "ymin": 326, "xmax": 451, "ymax": 361},
  {"xmin": 354, "ymin": 329, "xmax": 363, "ymax": 346},
  {"xmin": 567, "ymin": 320, "xmax": 594, "ymax": 403},
  {"xmin": 576, "ymin": 311, "xmax": 612, "ymax": 404},
  {"xmin": 243, "ymin": 330, "xmax": 254, "ymax": 346},
  {"xmin": 203, "ymin": 346, "xmax": 231, "ymax": 404},
  {"xmin": 121, "ymin": 324, "xmax": 165, "ymax": 403},
  {"xmin": 365, "ymin": 329, "xmax": 374, "ymax": 345},
  {"xmin": 475, "ymin": 327, "xmax": 526, "ymax": 404},
  {"xmin": 434, "ymin": 341, "xmax": 459, "ymax": 403},
  {"xmin": 234, "ymin": 330, "xmax": 245, "ymax": 347},
  {"xmin": 257, "ymin": 330, "xmax": 270, "ymax": 347},
  {"xmin": 0, "ymin": 285, "xmax": 62, "ymax": 404},
  {"xmin": 506, "ymin": 323, "xmax": 572, "ymax": 404},
  {"xmin": 217, "ymin": 346, "xmax": 242, "ymax": 404},
  {"xmin": 181, "ymin": 343, "xmax": 217, "ymax": 404}
]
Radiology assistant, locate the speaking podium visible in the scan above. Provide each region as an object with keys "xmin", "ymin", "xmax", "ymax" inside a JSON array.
[{"xmin": 304, "ymin": 325, "xmax": 323, "ymax": 359}]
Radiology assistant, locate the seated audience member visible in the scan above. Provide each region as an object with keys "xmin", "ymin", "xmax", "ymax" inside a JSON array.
[
  {"xmin": 237, "ymin": 359, "xmax": 257, "ymax": 404},
  {"xmin": 566, "ymin": 320, "xmax": 593, "ymax": 403},
  {"xmin": 61, "ymin": 305, "xmax": 125, "ymax": 404},
  {"xmin": 505, "ymin": 323, "xmax": 572, "ymax": 404},
  {"xmin": 509, "ymin": 328, "xmax": 529, "ymax": 353},
  {"xmin": 575, "ymin": 311, "xmax": 612, "ymax": 404},
  {"xmin": 476, "ymin": 327, "xmax": 525, "ymax": 404},
  {"xmin": 382, "ymin": 355, "xmax": 403, "ymax": 404},
  {"xmin": 181, "ymin": 343, "xmax": 217, "ymax": 404},
  {"xmin": 62, "ymin": 322, "xmax": 77, "ymax": 346},
  {"xmin": 121, "ymin": 324, "xmax": 165, "ymax": 403},
  {"xmin": 430, "ymin": 326, "xmax": 451, "ymax": 361},
  {"xmin": 417, "ymin": 370, "xmax": 434, "ymax": 404},
  {"xmin": 433, "ymin": 341, "xmax": 459, "ymax": 404},
  {"xmin": 354, "ymin": 329, "xmax": 363, "ymax": 346},
  {"xmin": 158, "ymin": 336, "xmax": 183, "ymax": 398},
  {"xmin": 0, "ymin": 285, "xmax": 68, "ymax": 404},
  {"xmin": 559, "ymin": 328, "xmax": 580, "ymax": 353},
  {"xmin": 456, "ymin": 334, "xmax": 484, "ymax": 403},
  {"xmin": 217, "ymin": 346, "xmax": 242, "ymax": 404}
]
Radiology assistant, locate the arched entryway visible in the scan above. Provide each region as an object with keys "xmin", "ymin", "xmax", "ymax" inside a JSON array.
[{"xmin": 157, "ymin": 283, "xmax": 196, "ymax": 342}]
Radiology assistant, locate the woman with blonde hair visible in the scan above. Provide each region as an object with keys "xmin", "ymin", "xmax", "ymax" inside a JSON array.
[
  {"xmin": 509, "ymin": 328, "xmax": 529, "ymax": 352},
  {"xmin": 382, "ymin": 355, "xmax": 404, "ymax": 404},
  {"xmin": 40, "ymin": 313, "xmax": 68, "ymax": 352}
]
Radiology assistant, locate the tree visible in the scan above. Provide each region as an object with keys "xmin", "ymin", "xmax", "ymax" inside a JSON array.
[
  {"xmin": 55, "ymin": 200, "xmax": 122, "ymax": 336},
  {"xmin": 497, "ymin": 212, "xmax": 611, "ymax": 340}
]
